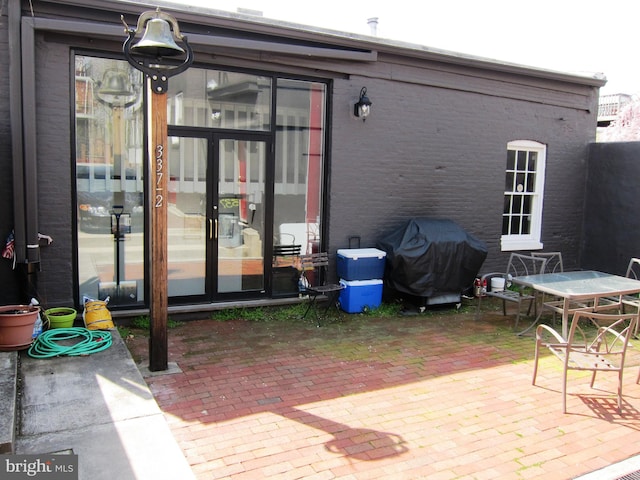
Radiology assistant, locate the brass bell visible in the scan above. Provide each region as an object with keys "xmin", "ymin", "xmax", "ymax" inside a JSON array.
[
  {"xmin": 131, "ymin": 18, "xmax": 185, "ymax": 58},
  {"xmin": 98, "ymin": 70, "xmax": 134, "ymax": 97}
]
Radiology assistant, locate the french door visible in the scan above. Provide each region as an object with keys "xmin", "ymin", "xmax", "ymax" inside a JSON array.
[{"xmin": 167, "ymin": 129, "xmax": 270, "ymax": 302}]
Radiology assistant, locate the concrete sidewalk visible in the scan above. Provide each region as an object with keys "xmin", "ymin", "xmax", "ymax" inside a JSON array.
[{"xmin": 12, "ymin": 329, "xmax": 195, "ymax": 480}]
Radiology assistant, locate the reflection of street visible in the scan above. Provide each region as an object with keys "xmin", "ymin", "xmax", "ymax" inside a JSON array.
[
  {"xmin": 78, "ymin": 229, "xmax": 206, "ymax": 274},
  {"xmin": 77, "ymin": 226, "xmax": 206, "ymax": 301},
  {"xmin": 77, "ymin": 205, "xmax": 265, "ymax": 301}
]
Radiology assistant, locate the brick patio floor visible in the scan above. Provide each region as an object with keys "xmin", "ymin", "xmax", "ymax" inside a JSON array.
[{"xmin": 125, "ymin": 300, "xmax": 640, "ymax": 479}]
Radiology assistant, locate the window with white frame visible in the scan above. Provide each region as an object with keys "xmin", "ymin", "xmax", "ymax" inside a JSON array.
[{"xmin": 501, "ymin": 140, "xmax": 546, "ymax": 251}]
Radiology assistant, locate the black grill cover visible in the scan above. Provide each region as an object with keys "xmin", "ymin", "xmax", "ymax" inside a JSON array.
[{"xmin": 377, "ymin": 218, "xmax": 487, "ymax": 297}]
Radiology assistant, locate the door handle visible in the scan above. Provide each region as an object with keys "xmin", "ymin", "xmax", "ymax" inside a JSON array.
[
  {"xmin": 209, "ymin": 219, "xmax": 213, "ymax": 240},
  {"xmin": 214, "ymin": 218, "xmax": 218, "ymax": 240}
]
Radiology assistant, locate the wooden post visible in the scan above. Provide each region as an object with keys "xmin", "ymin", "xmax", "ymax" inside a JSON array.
[
  {"xmin": 148, "ymin": 79, "xmax": 168, "ymax": 372},
  {"xmin": 122, "ymin": 9, "xmax": 193, "ymax": 372}
]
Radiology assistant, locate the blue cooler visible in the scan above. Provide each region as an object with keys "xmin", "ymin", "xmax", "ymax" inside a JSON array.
[
  {"xmin": 337, "ymin": 248, "xmax": 386, "ymax": 281},
  {"xmin": 339, "ymin": 279, "xmax": 383, "ymax": 313}
]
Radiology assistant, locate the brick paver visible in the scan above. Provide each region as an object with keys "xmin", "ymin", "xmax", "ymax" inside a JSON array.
[{"xmin": 125, "ymin": 301, "xmax": 640, "ymax": 479}]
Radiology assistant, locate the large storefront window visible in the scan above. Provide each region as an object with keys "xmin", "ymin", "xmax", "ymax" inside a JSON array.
[
  {"xmin": 167, "ymin": 69, "xmax": 271, "ymax": 130},
  {"xmin": 75, "ymin": 56, "xmax": 144, "ymax": 306},
  {"xmin": 274, "ymin": 79, "xmax": 325, "ymax": 255},
  {"xmin": 75, "ymin": 54, "xmax": 328, "ymax": 305}
]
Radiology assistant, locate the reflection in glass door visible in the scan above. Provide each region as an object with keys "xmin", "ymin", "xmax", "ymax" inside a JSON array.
[
  {"xmin": 167, "ymin": 136, "xmax": 207, "ymax": 298},
  {"xmin": 167, "ymin": 134, "xmax": 266, "ymax": 300},
  {"xmin": 216, "ymin": 139, "xmax": 265, "ymax": 294}
]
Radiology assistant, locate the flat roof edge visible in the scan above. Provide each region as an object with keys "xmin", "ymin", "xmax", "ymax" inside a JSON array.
[{"xmin": 35, "ymin": 0, "xmax": 607, "ymax": 88}]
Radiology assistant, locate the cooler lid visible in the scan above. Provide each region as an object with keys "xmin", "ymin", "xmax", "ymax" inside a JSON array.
[
  {"xmin": 339, "ymin": 279, "xmax": 384, "ymax": 286},
  {"xmin": 337, "ymin": 248, "xmax": 386, "ymax": 260}
]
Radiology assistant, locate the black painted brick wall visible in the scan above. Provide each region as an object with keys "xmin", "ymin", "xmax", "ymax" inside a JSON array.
[
  {"xmin": 32, "ymin": 37, "xmax": 75, "ymax": 305},
  {"xmin": 582, "ymin": 142, "xmax": 640, "ymax": 276},
  {"xmin": 328, "ymin": 77, "xmax": 595, "ymax": 275},
  {"xmin": 0, "ymin": 20, "xmax": 603, "ymax": 305}
]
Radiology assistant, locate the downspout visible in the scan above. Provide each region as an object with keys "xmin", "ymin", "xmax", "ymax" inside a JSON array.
[
  {"xmin": 9, "ymin": 0, "xmax": 40, "ymax": 298},
  {"xmin": 21, "ymin": 17, "xmax": 40, "ymax": 267},
  {"xmin": 8, "ymin": 0, "xmax": 26, "ymax": 264}
]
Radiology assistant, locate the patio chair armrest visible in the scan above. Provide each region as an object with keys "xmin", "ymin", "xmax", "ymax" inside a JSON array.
[
  {"xmin": 597, "ymin": 326, "xmax": 628, "ymax": 345},
  {"xmin": 535, "ymin": 323, "xmax": 566, "ymax": 344}
]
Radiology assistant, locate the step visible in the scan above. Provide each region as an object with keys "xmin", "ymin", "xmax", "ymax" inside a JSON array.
[{"xmin": 0, "ymin": 351, "xmax": 18, "ymax": 453}]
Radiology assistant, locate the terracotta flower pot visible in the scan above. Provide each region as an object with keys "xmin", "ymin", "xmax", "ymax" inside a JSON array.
[{"xmin": 0, "ymin": 305, "xmax": 40, "ymax": 351}]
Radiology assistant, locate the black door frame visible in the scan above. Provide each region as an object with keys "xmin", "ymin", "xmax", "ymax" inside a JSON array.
[{"xmin": 167, "ymin": 126, "xmax": 274, "ymax": 304}]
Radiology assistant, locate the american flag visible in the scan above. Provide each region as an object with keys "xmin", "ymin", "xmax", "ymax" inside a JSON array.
[{"xmin": 2, "ymin": 230, "xmax": 14, "ymax": 259}]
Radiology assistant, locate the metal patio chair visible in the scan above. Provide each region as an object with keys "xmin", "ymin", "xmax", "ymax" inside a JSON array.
[
  {"xmin": 533, "ymin": 310, "xmax": 638, "ymax": 413},
  {"xmin": 588, "ymin": 258, "xmax": 640, "ymax": 336},
  {"xmin": 530, "ymin": 252, "xmax": 619, "ymax": 330},
  {"xmin": 619, "ymin": 258, "xmax": 640, "ymax": 337},
  {"xmin": 299, "ymin": 252, "xmax": 345, "ymax": 326},
  {"xmin": 530, "ymin": 252, "xmax": 570, "ymax": 322},
  {"xmin": 273, "ymin": 233, "xmax": 301, "ymax": 267},
  {"xmin": 273, "ymin": 244, "xmax": 302, "ymax": 267},
  {"xmin": 531, "ymin": 251, "xmax": 563, "ymax": 274},
  {"xmin": 475, "ymin": 253, "xmax": 547, "ymax": 329}
]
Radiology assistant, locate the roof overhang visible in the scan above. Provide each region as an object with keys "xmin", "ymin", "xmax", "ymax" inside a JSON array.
[{"xmin": 30, "ymin": 0, "xmax": 606, "ymax": 88}]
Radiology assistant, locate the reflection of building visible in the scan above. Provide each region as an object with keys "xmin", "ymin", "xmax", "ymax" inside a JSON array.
[{"xmin": 2, "ymin": 0, "xmax": 605, "ymax": 313}]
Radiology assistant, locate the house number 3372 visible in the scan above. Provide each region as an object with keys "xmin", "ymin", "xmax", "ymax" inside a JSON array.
[{"xmin": 155, "ymin": 144, "xmax": 164, "ymax": 208}]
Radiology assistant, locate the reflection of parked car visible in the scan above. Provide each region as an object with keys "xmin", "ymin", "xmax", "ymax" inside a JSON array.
[
  {"xmin": 78, "ymin": 191, "xmax": 144, "ymax": 233},
  {"xmin": 76, "ymin": 163, "xmax": 139, "ymax": 181}
]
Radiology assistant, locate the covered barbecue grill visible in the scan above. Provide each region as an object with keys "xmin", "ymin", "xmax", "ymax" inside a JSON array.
[{"xmin": 377, "ymin": 217, "xmax": 487, "ymax": 305}]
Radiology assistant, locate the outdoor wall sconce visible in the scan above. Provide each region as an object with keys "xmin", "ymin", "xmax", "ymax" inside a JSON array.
[{"xmin": 354, "ymin": 87, "xmax": 372, "ymax": 121}]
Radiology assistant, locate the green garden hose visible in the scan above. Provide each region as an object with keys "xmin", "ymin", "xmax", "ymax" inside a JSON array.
[{"xmin": 28, "ymin": 327, "xmax": 113, "ymax": 358}]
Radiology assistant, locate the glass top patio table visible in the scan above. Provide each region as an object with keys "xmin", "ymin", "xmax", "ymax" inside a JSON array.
[{"xmin": 512, "ymin": 270, "xmax": 640, "ymax": 337}]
